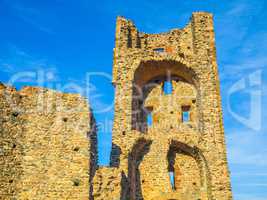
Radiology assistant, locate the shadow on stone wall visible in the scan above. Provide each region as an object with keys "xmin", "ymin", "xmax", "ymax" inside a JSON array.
[
  {"xmin": 127, "ymin": 138, "xmax": 152, "ymax": 200},
  {"xmin": 110, "ymin": 143, "xmax": 122, "ymax": 167}
]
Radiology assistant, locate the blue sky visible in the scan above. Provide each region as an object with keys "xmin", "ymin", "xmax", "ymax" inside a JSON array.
[{"xmin": 0, "ymin": 0, "xmax": 266, "ymax": 199}]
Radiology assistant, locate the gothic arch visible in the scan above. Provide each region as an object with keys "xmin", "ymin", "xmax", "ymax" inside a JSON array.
[
  {"xmin": 167, "ymin": 140, "xmax": 212, "ymax": 200},
  {"xmin": 131, "ymin": 59, "xmax": 201, "ymax": 132},
  {"xmin": 133, "ymin": 59, "xmax": 198, "ymax": 88}
]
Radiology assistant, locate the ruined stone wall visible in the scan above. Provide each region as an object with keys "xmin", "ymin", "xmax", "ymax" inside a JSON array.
[
  {"xmin": 1, "ymin": 11, "xmax": 232, "ymax": 200},
  {"xmin": 0, "ymin": 84, "xmax": 97, "ymax": 200},
  {"xmin": 0, "ymin": 84, "xmax": 24, "ymax": 199},
  {"xmin": 93, "ymin": 12, "xmax": 233, "ymax": 200},
  {"xmin": 92, "ymin": 167, "xmax": 122, "ymax": 200}
]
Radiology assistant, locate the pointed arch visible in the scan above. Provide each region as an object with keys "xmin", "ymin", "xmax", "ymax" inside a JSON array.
[{"xmin": 167, "ymin": 140, "xmax": 212, "ymax": 200}]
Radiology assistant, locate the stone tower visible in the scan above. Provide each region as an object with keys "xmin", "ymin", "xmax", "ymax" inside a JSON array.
[
  {"xmin": 0, "ymin": 11, "xmax": 232, "ymax": 200},
  {"xmin": 93, "ymin": 12, "xmax": 233, "ymax": 200}
]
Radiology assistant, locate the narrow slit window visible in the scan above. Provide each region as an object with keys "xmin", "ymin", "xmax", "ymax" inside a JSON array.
[
  {"xmin": 163, "ymin": 81, "xmax": 172, "ymax": 95},
  {"xmin": 182, "ymin": 106, "xmax": 190, "ymax": 122},
  {"xmin": 169, "ymin": 171, "xmax": 175, "ymax": 190},
  {"xmin": 147, "ymin": 112, "xmax": 152, "ymax": 127},
  {"xmin": 153, "ymin": 48, "xmax": 165, "ymax": 53}
]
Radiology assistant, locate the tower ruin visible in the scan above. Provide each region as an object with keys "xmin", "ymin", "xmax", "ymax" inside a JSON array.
[
  {"xmin": 0, "ymin": 12, "xmax": 233, "ymax": 200},
  {"xmin": 93, "ymin": 12, "xmax": 233, "ymax": 200}
]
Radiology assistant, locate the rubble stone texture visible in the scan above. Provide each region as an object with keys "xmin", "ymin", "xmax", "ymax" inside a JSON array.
[
  {"xmin": 93, "ymin": 12, "xmax": 233, "ymax": 200},
  {"xmin": 0, "ymin": 12, "xmax": 232, "ymax": 200},
  {"xmin": 0, "ymin": 84, "xmax": 97, "ymax": 200}
]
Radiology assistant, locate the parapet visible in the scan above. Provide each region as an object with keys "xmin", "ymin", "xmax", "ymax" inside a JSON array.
[{"xmin": 112, "ymin": 12, "xmax": 217, "ymax": 84}]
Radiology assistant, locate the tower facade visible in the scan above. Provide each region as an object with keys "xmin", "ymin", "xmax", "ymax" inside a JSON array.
[
  {"xmin": 93, "ymin": 12, "xmax": 233, "ymax": 200},
  {"xmin": 0, "ymin": 11, "xmax": 233, "ymax": 200}
]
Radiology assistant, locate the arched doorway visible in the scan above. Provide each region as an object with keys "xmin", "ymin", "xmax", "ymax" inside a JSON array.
[{"xmin": 167, "ymin": 141, "xmax": 211, "ymax": 200}]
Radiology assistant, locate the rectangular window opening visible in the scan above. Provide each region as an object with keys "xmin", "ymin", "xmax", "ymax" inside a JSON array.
[
  {"xmin": 153, "ymin": 48, "xmax": 165, "ymax": 53},
  {"xmin": 147, "ymin": 111, "xmax": 153, "ymax": 127},
  {"xmin": 182, "ymin": 106, "xmax": 190, "ymax": 122},
  {"xmin": 163, "ymin": 81, "xmax": 173, "ymax": 95},
  {"xmin": 169, "ymin": 171, "xmax": 175, "ymax": 190}
]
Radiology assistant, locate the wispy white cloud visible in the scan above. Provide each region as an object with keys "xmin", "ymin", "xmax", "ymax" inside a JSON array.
[
  {"xmin": 226, "ymin": 3, "xmax": 250, "ymax": 16},
  {"xmin": 65, "ymin": 77, "xmax": 114, "ymax": 115},
  {"xmin": 6, "ymin": 1, "xmax": 54, "ymax": 34},
  {"xmin": 0, "ymin": 44, "xmax": 113, "ymax": 116},
  {"xmin": 220, "ymin": 57, "xmax": 267, "ymax": 82},
  {"xmin": 227, "ymin": 129, "xmax": 267, "ymax": 166},
  {"xmin": 216, "ymin": 0, "xmax": 265, "ymax": 62},
  {"xmin": 0, "ymin": 44, "xmax": 59, "ymax": 82},
  {"xmin": 0, "ymin": 62, "xmax": 15, "ymax": 73},
  {"xmin": 218, "ymin": 33, "xmax": 267, "ymax": 85}
]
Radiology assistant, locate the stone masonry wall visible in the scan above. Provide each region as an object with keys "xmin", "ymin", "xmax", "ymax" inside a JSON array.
[
  {"xmin": 0, "ymin": 83, "xmax": 24, "ymax": 199},
  {"xmin": 1, "ymin": 11, "xmax": 232, "ymax": 200},
  {"xmin": 93, "ymin": 12, "xmax": 233, "ymax": 200},
  {"xmin": 0, "ymin": 84, "xmax": 97, "ymax": 200}
]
